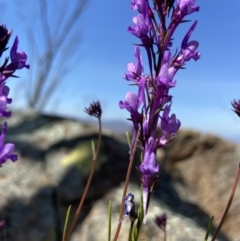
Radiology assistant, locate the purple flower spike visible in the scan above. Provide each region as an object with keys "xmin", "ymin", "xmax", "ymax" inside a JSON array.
[
  {"xmin": 120, "ymin": 0, "xmax": 200, "ymax": 222},
  {"xmin": 10, "ymin": 36, "xmax": 30, "ymax": 70},
  {"xmin": 0, "ymin": 122, "xmax": 18, "ymax": 167}
]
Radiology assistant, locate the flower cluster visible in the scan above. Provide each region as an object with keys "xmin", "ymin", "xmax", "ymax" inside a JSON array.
[
  {"xmin": 0, "ymin": 24, "xmax": 29, "ymax": 166},
  {"xmin": 120, "ymin": 0, "xmax": 200, "ymax": 219},
  {"xmin": 231, "ymin": 99, "xmax": 240, "ymax": 117}
]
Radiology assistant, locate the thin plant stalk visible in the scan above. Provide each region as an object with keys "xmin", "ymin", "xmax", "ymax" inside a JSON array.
[
  {"xmin": 62, "ymin": 205, "xmax": 72, "ymax": 241},
  {"xmin": 204, "ymin": 216, "xmax": 214, "ymax": 241},
  {"xmin": 63, "ymin": 118, "xmax": 102, "ymax": 241},
  {"xmin": 211, "ymin": 163, "xmax": 240, "ymax": 241},
  {"xmin": 108, "ymin": 201, "xmax": 112, "ymax": 241},
  {"xmin": 112, "ymin": 129, "xmax": 140, "ymax": 241},
  {"xmin": 163, "ymin": 227, "xmax": 167, "ymax": 241},
  {"xmin": 128, "ymin": 221, "xmax": 135, "ymax": 241}
]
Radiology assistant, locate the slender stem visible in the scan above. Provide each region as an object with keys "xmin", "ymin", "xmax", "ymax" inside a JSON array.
[
  {"xmin": 108, "ymin": 201, "xmax": 112, "ymax": 241},
  {"xmin": 64, "ymin": 118, "xmax": 102, "ymax": 241},
  {"xmin": 62, "ymin": 205, "xmax": 72, "ymax": 241},
  {"xmin": 112, "ymin": 129, "xmax": 141, "ymax": 241},
  {"xmin": 163, "ymin": 228, "xmax": 167, "ymax": 241},
  {"xmin": 211, "ymin": 163, "xmax": 240, "ymax": 241}
]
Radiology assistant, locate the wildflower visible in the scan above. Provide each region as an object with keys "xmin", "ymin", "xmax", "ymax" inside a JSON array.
[
  {"xmin": 0, "ymin": 24, "xmax": 30, "ymax": 166},
  {"xmin": 177, "ymin": 0, "xmax": 199, "ymax": 16},
  {"xmin": 139, "ymin": 137, "xmax": 159, "ymax": 220},
  {"xmin": 119, "ymin": 77, "xmax": 145, "ymax": 130},
  {"xmin": 179, "ymin": 21, "xmax": 200, "ymax": 62},
  {"xmin": 0, "ymin": 122, "xmax": 18, "ymax": 166},
  {"xmin": 10, "ymin": 36, "xmax": 30, "ymax": 70},
  {"xmin": 155, "ymin": 212, "xmax": 167, "ymax": 230},
  {"xmin": 161, "ymin": 104, "xmax": 181, "ymax": 138},
  {"xmin": 231, "ymin": 99, "xmax": 240, "ymax": 117},
  {"xmin": 0, "ymin": 85, "xmax": 12, "ymax": 118},
  {"xmin": 84, "ymin": 101, "xmax": 102, "ymax": 119},
  {"xmin": 124, "ymin": 46, "xmax": 143, "ymax": 82},
  {"xmin": 119, "ymin": 193, "xmax": 137, "ymax": 223},
  {"xmin": 120, "ymin": 0, "xmax": 199, "ymax": 222}
]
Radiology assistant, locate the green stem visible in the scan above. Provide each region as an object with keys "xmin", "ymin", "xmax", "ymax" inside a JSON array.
[
  {"xmin": 62, "ymin": 205, "xmax": 71, "ymax": 241},
  {"xmin": 204, "ymin": 216, "xmax": 214, "ymax": 241}
]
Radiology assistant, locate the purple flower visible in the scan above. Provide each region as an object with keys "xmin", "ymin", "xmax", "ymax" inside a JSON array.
[
  {"xmin": 231, "ymin": 99, "xmax": 240, "ymax": 117},
  {"xmin": 155, "ymin": 213, "xmax": 167, "ymax": 230},
  {"xmin": 131, "ymin": 0, "xmax": 145, "ymax": 12},
  {"xmin": 139, "ymin": 137, "xmax": 159, "ymax": 220},
  {"xmin": 10, "ymin": 36, "xmax": 30, "ymax": 70},
  {"xmin": 128, "ymin": 14, "xmax": 150, "ymax": 39},
  {"xmin": 124, "ymin": 46, "xmax": 143, "ymax": 81},
  {"xmin": 0, "ymin": 122, "xmax": 18, "ymax": 167},
  {"xmin": 156, "ymin": 51, "xmax": 177, "ymax": 91},
  {"xmin": 180, "ymin": 21, "xmax": 200, "ymax": 62},
  {"xmin": 161, "ymin": 104, "xmax": 181, "ymax": 138},
  {"xmin": 177, "ymin": 0, "xmax": 199, "ymax": 16},
  {"xmin": 84, "ymin": 100, "xmax": 102, "ymax": 119},
  {"xmin": 119, "ymin": 77, "xmax": 146, "ymax": 129},
  {"xmin": 0, "ymin": 85, "xmax": 12, "ymax": 118},
  {"xmin": 147, "ymin": 52, "xmax": 176, "ymax": 128},
  {"xmin": 120, "ymin": 0, "xmax": 200, "ymax": 223}
]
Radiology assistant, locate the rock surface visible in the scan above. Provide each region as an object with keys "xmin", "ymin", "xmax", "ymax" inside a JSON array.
[{"xmin": 0, "ymin": 111, "xmax": 239, "ymax": 241}]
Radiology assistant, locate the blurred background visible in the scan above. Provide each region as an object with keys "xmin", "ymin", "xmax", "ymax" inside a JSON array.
[
  {"xmin": 1, "ymin": 1, "xmax": 240, "ymax": 241},
  {"xmin": 1, "ymin": 0, "xmax": 240, "ymax": 142}
]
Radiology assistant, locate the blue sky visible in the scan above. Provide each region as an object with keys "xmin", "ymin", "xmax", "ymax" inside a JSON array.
[{"xmin": 2, "ymin": 1, "xmax": 240, "ymax": 142}]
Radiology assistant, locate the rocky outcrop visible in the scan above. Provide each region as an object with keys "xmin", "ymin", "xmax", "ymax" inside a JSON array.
[{"xmin": 0, "ymin": 111, "xmax": 239, "ymax": 241}]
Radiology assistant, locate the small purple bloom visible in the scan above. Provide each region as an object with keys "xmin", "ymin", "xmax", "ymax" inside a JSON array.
[
  {"xmin": 155, "ymin": 212, "xmax": 167, "ymax": 230},
  {"xmin": 180, "ymin": 21, "xmax": 200, "ymax": 62},
  {"xmin": 10, "ymin": 36, "xmax": 30, "ymax": 70},
  {"xmin": 177, "ymin": 0, "xmax": 199, "ymax": 16},
  {"xmin": 124, "ymin": 46, "xmax": 143, "ymax": 81},
  {"xmin": 139, "ymin": 137, "xmax": 159, "ymax": 220},
  {"xmin": 161, "ymin": 104, "xmax": 181, "ymax": 138},
  {"xmin": 231, "ymin": 99, "xmax": 240, "ymax": 117},
  {"xmin": 0, "ymin": 85, "xmax": 12, "ymax": 118},
  {"xmin": 131, "ymin": 0, "xmax": 144, "ymax": 12},
  {"xmin": 156, "ymin": 51, "xmax": 177, "ymax": 91},
  {"xmin": 84, "ymin": 100, "xmax": 102, "ymax": 119},
  {"xmin": 123, "ymin": 193, "xmax": 135, "ymax": 216},
  {"xmin": 119, "ymin": 77, "xmax": 146, "ymax": 129},
  {"xmin": 0, "ymin": 122, "xmax": 18, "ymax": 166},
  {"xmin": 119, "ymin": 192, "xmax": 137, "ymax": 223},
  {"xmin": 128, "ymin": 14, "xmax": 150, "ymax": 39}
]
